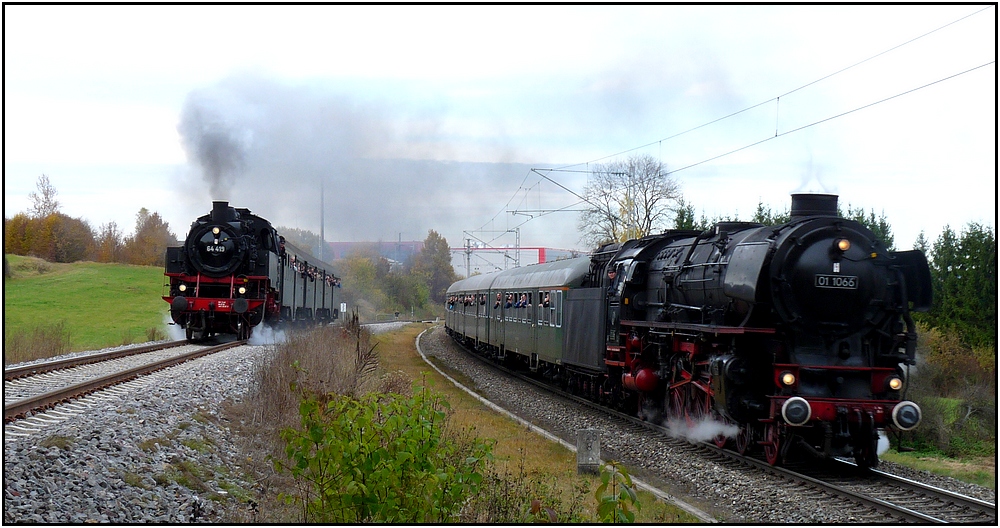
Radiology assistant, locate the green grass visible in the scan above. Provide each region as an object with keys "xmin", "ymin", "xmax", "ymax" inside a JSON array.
[
  {"xmin": 4, "ymin": 254, "xmax": 170, "ymax": 358},
  {"xmin": 881, "ymin": 449, "xmax": 995, "ymax": 489}
]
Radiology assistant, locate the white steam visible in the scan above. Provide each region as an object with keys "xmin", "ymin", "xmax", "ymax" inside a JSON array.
[
  {"xmin": 248, "ymin": 324, "xmax": 287, "ymax": 346},
  {"xmin": 666, "ymin": 416, "xmax": 740, "ymax": 444},
  {"xmin": 877, "ymin": 429, "xmax": 890, "ymax": 456},
  {"xmin": 794, "ymin": 153, "xmax": 838, "ymax": 195},
  {"xmin": 164, "ymin": 314, "xmax": 186, "ymax": 341}
]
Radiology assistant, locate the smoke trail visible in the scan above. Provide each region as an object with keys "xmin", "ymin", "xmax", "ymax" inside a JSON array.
[{"xmin": 177, "ymin": 87, "xmax": 252, "ymax": 199}]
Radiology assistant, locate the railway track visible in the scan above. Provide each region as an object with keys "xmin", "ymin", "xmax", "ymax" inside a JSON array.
[
  {"xmin": 4, "ymin": 340, "xmax": 188, "ymax": 381},
  {"xmin": 445, "ymin": 331, "xmax": 996, "ymax": 524},
  {"xmin": 4, "ymin": 340, "xmax": 245, "ymax": 424}
]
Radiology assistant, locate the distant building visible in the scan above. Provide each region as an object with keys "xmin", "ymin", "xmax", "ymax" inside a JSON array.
[
  {"xmin": 450, "ymin": 246, "xmax": 582, "ymax": 278},
  {"xmin": 325, "ymin": 240, "xmax": 424, "ymax": 264}
]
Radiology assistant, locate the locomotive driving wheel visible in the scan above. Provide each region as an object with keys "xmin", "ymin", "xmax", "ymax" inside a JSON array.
[
  {"xmin": 713, "ymin": 412, "xmax": 734, "ymax": 449},
  {"xmin": 734, "ymin": 425, "xmax": 753, "ymax": 455},
  {"xmin": 667, "ymin": 367, "xmax": 712, "ymax": 427}
]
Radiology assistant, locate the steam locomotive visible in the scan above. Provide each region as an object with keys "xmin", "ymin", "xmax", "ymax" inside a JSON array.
[
  {"xmin": 445, "ymin": 193, "xmax": 931, "ymax": 467},
  {"xmin": 163, "ymin": 201, "xmax": 341, "ymax": 341}
]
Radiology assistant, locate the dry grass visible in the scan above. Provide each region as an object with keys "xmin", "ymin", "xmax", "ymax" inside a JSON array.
[
  {"xmin": 4, "ymin": 321, "xmax": 72, "ymax": 364},
  {"xmin": 220, "ymin": 321, "xmax": 699, "ymax": 523},
  {"xmin": 221, "ymin": 314, "xmax": 409, "ymax": 522}
]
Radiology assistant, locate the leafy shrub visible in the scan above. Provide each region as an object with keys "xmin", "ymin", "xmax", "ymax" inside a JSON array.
[
  {"xmin": 278, "ymin": 384, "xmax": 493, "ymax": 523},
  {"xmin": 595, "ymin": 461, "xmax": 641, "ymax": 523}
]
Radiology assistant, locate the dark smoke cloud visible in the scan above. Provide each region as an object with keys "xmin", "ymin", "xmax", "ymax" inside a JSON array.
[
  {"xmin": 177, "ymin": 87, "xmax": 252, "ymax": 198},
  {"xmin": 175, "ymin": 73, "xmax": 537, "ymax": 245}
]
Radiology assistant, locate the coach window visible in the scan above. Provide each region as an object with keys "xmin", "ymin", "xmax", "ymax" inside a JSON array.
[
  {"xmin": 526, "ymin": 292, "xmax": 533, "ymax": 323},
  {"xmin": 555, "ymin": 290, "xmax": 563, "ymax": 327}
]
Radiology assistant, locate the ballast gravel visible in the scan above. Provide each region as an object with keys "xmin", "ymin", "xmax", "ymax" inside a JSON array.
[
  {"xmin": 4, "ymin": 324, "xmax": 993, "ymax": 523},
  {"xmin": 3, "ymin": 322, "xmax": 414, "ymax": 524},
  {"xmin": 4, "ymin": 343, "xmax": 265, "ymax": 523}
]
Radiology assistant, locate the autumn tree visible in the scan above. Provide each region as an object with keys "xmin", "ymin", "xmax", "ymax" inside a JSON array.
[
  {"xmin": 578, "ymin": 153, "xmax": 681, "ymax": 248},
  {"xmin": 122, "ymin": 208, "xmax": 177, "ymax": 266},
  {"xmin": 4, "ymin": 213, "xmax": 33, "ymax": 255},
  {"xmin": 411, "ymin": 230, "xmax": 457, "ymax": 303},
  {"xmin": 95, "ymin": 222, "xmax": 125, "ymax": 263}
]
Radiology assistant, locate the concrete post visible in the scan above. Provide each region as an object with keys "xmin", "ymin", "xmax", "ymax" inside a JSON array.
[{"xmin": 576, "ymin": 429, "xmax": 600, "ymax": 475}]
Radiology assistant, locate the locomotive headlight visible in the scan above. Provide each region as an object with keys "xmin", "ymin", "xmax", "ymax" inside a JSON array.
[
  {"xmin": 887, "ymin": 376, "xmax": 904, "ymax": 391},
  {"xmin": 212, "ymin": 227, "xmax": 220, "ymax": 235},
  {"xmin": 780, "ymin": 371, "xmax": 796, "ymax": 386},
  {"xmin": 178, "ymin": 284, "xmax": 187, "ymax": 292},
  {"xmin": 238, "ymin": 286, "xmax": 246, "ymax": 295},
  {"xmin": 836, "ymin": 238, "xmax": 851, "ymax": 252}
]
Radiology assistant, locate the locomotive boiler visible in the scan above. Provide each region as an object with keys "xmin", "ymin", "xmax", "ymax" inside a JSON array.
[
  {"xmin": 163, "ymin": 201, "xmax": 341, "ymax": 341},
  {"xmin": 445, "ymin": 193, "xmax": 931, "ymax": 467}
]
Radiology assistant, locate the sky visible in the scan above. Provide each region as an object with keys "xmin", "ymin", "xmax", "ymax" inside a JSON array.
[{"xmin": 4, "ymin": 4, "xmax": 996, "ymax": 257}]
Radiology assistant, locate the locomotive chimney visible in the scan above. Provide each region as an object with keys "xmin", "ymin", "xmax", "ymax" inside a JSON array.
[
  {"xmin": 211, "ymin": 201, "xmax": 231, "ymax": 223},
  {"xmin": 790, "ymin": 193, "xmax": 838, "ymax": 220}
]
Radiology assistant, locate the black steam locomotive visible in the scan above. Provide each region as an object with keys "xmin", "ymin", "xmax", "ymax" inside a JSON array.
[
  {"xmin": 446, "ymin": 194, "xmax": 931, "ymax": 467},
  {"xmin": 164, "ymin": 201, "xmax": 341, "ymax": 341}
]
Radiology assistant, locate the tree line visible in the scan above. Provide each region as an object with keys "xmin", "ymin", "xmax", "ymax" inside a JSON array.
[
  {"xmin": 281, "ymin": 229, "xmax": 457, "ymax": 319},
  {"xmin": 4, "ymin": 175, "xmax": 178, "ymax": 267}
]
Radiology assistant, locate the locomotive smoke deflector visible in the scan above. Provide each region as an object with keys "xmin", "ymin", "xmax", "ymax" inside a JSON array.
[{"xmin": 790, "ymin": 193, "xmax": 838, "ymax": 220}]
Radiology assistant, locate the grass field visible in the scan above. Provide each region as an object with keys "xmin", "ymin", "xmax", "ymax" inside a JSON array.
[{"xmin": 4, "ymin": 254, "xmax": 169, "ymax": 361}]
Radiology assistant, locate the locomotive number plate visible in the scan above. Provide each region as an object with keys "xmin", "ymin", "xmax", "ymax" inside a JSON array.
[{"xmin": 815, "ymin": 274, "xmax": 858, "ymax": 289}]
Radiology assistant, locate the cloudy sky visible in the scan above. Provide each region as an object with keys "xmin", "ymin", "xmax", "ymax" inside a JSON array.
[{"xmin": 4, "ymin": 5, "xmax": 995, "ymax": 256}]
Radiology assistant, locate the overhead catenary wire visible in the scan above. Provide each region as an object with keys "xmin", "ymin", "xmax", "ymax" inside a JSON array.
[
  {"xmin": 554, "ymin": 5, "xmax": 994, "ymax": 171},
  {"xmin": 465, "ymin": 6, "xmax": 994, "ymax": 252}
]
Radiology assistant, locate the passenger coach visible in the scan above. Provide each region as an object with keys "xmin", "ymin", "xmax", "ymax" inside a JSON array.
[{"xmin": 446, "ymin": 257, "xmax": 610, "ymax": 375}]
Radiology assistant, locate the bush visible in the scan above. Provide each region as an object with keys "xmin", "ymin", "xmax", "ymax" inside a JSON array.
[
  {"xmin": 905, "ymin": 326, "xmax": 996, "ymax": 457},
  {"xmin": 278, "ymin": 384, "xmax": 493, "ymax": 523}
]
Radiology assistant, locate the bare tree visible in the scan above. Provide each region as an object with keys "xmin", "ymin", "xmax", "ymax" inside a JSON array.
[
  {"xmin": 28, "ymin": 174, "xmax": 60, "ymax": 218},
  {"xmin": 578, "ymin": 154, "xmax": 680, "ymax": 248}
]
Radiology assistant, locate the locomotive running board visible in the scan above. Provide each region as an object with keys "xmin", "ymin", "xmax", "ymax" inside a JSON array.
[{"xmin": 620, "ymin": 319, "xmax": 776, "ymax": 334}]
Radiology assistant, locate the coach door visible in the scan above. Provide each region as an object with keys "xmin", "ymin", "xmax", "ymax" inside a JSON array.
[{"xmin": 605, "ymin": 260, "xmax": 629, "ymax": 344}]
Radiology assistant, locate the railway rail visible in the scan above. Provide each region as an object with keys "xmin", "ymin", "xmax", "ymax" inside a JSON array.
[
  {"xmin": 446, "ymin": 330, "xmax": 996, "ymax": 524},
  {"xmin": 4, "ymin": 340, "xmax": 188, "ymax": 381},
  {"xmin": 4, "ymin": 341, "xmax": 245, "ymax": 423}
]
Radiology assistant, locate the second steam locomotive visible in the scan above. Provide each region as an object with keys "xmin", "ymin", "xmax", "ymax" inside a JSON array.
[
  {"xmin": 164, "ymin": 201, "xmax": 341, "ymax": 341},
  {"xmin": 445, "ymin": 193, "xmax": 931, "ymax": 467}
]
